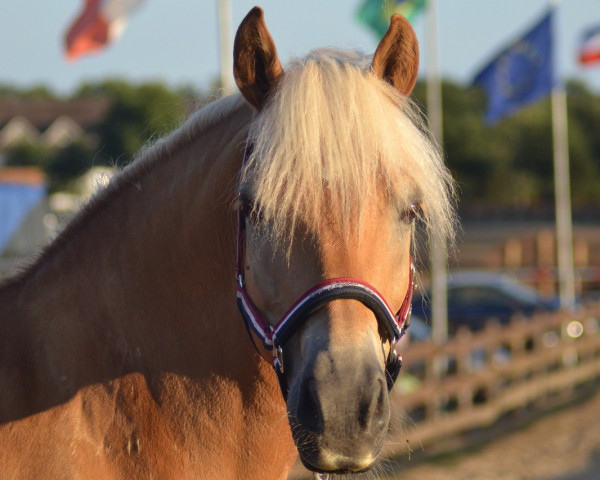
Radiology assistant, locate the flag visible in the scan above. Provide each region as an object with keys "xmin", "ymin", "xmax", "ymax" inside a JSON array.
[
  {"xmin": 578, "ymin": 23, "xmax": 600, "ymax": 66},
  {"xmin": 64, "ymin": 0, "xmax": 146, "ymax": 61},
  {"xmin": 357, "ymin": 0, "xmax": 425, "ymax": 39},
  {"xmin": 472, "ymin": 11, "xmax": 554, "ymax": 125}
]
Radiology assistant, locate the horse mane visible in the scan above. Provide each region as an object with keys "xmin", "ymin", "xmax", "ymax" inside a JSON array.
[
  {"xmin": 240, "ymin": 49, "xmax": 456, "ymax": 248},
  {"xmin": 1, "ymin": 94, "xmax": 247, "ymax": 288}
]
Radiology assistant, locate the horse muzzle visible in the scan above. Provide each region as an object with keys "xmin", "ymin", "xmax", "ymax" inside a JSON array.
[{"xmin": 286, "ymin": 337, "xmax": 390, "ymax": 474}]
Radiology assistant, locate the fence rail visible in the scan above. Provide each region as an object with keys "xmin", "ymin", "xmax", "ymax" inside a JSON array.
[{"xmin": 385, "ymin": 304, "xmax": 600, "ymax": 451}]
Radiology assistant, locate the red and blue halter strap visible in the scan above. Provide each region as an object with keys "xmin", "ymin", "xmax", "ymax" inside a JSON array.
[{"xmin": 236, "ymin": 260, "xmax": 413, "ymax": 352}]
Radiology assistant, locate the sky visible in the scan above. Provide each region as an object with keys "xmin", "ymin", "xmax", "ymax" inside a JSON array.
[{"xmin": 1, "ymin": 0, "xmax": 599, "ymax": 96}]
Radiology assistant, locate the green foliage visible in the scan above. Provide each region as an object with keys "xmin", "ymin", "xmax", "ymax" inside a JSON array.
[
  {"xmin": 1, "ymin": 80, "xmax": 198, "ymax": 191},
  {"xmin": 565, "ymin": 81, "xmax": 600, "ymax": 205},
  {"xmin": 0, "ymin": 84, "xmax": 58, "ymax": 100},
  {"xmin": 75, "ymin": 79, "xmax": 191, "ymax": 165},
  {"xmin": 5, "ymin": 142, "xmax": 53, "ymax": 168},
  {"xmin": 5, "ymin": 141, "xmax": 95, "ymax": 192},
  {"xmin": 411, "ymin": 79, "xmax": 600, "ymax": 209},
  {"xmin": 45, "ymin": 143, "xmax": 95, "ymax": 191},
  {"xmin": 2, "ymin": 79, "xmax": 599, "ymax": 208}
]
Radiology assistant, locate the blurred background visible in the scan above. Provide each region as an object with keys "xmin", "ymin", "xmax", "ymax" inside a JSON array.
[{"xmin": 1, "ymin": 1, "xmax": 600, "ymax": 479}]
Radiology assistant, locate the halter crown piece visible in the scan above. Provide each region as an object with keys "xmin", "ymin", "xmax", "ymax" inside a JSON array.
[{"xmin": 235, "ymin": 143, "xmax": 415, "ymax": 399}]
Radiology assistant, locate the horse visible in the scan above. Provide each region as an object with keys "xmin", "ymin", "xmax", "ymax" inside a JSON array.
[{"xmin": 0, "ymin": 7, "xmax": 455, "ymax": 479}]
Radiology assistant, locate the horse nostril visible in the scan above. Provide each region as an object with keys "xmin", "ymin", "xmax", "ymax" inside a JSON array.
[
  {"xmin": 358, "ymin": 377, "xmax": 386, "ymax": 431},
  {"xmin": 374, "ymin": 377, "xmax": 386, "ymax": 419},
  {"xmin": 358, "ymin": 401, "xmax": 370, "ymax": 430},
  {"xmin": 296, "ymin": 376, "xmax": 323, "ymax": 433}
]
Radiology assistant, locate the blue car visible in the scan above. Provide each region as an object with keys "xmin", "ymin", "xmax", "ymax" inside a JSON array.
[{"xmin": 411, "ymin": 271, "xmax": 560, "ymax": 334}]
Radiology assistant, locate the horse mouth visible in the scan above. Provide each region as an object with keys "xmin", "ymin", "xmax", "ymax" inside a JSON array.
[
  {"xmin": 289, "ymin": 418, "xmax": 381, "ymax": 475},
  {"xmin": 296, "ymin": 447, "xmax": 376, "ymax": 475}
]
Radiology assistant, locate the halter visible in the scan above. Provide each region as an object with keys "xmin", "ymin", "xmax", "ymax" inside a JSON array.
[{"xmin": 235, "ymin": 144, "xmax": 416, "ymax": 398}]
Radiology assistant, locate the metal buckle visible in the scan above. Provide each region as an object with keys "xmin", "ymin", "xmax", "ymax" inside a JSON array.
[{"xmin": 273, "ymin": 346, "xmax": 284, "ymax": 374}]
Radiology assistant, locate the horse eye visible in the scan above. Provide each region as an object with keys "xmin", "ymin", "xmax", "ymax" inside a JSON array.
[
  {"xmin": 239, "ymin": 194, "xmax": 263, "ymax": 223},
  {"xmin": 404, "ymin": 203, "xmax": 422, "ymax": 222},
  {"xmin": 238, "ymin": 193, "xmax": 253, "ymax": 216}
]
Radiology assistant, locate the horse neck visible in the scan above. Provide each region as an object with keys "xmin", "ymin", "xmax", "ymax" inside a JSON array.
[{"xmin": 0, "ymin": 97, "xmax": 259, "ymax": 399}]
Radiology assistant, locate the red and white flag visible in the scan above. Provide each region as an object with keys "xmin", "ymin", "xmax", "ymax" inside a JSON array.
[
  {"xmin": 578, "ymin": 23, "xmax": 600, "ymax": 67},
  {"xmin": 64, "ymin": 0, "xmax": 146, "ymax": 61}
]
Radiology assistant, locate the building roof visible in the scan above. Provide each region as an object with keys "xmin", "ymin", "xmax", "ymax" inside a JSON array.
[
  {"xmin": 0, "ymin": 116, "xmax": 39, "ymax": 148},
  {"xmin": 0, "ymin": 98, "xmax": 110, "ymax": 132},
  {"xmin": 0, "ymin": 167, "xmax": 45, "ymax": 185}
]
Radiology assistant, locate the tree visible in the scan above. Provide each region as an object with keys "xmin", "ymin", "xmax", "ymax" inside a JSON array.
[
  {"xmin": 2, "ymin": 78, "xmax": 599, "ymax": 206},
  {"xmin": 5, "ymin": 142, "xmax": 52, "ymax": 169},
  {"xmin": 411, "ymin": 79, "xmax": 600, "ymax": 210},
  {"xmin": 45, "ymin": 142, "xmax": 95, "ymax": 191},
  {"xmin": 75, "ymin": 80, "xmax": 191, "ymax": 166},
  {"xmin": 565, "ymin": 80, "xmax": 600, "ymax": 206}
]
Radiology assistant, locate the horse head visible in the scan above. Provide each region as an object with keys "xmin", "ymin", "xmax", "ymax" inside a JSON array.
[{"xmin": 232, "ymin": 7, "xmax": 452, "ymax": 475}]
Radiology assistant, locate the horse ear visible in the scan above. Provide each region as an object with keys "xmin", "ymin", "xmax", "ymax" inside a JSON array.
[
  {"xmin": 371, "ymin": 14, "xmax": 419, "ymax": 96},
  {"xmin": 233, "ymin": 7, "xmax": 284, "ymax": 110}
]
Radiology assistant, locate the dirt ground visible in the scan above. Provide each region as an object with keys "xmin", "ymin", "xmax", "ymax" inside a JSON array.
[{"xmin": 381, "ymin": 386, "xmax": 600, "ymax": 480}]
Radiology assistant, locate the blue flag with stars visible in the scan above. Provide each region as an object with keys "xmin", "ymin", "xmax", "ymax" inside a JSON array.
[{"xmin": 473, "ymin": 11, "xmax": 554, "ymax": 125}]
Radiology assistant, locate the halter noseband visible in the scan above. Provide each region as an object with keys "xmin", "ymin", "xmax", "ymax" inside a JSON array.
[{"xmin": 235, "ymin": 144, "xmax": 415, "ymax": 398}]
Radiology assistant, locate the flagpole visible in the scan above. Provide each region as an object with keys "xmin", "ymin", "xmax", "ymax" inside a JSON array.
[
  {"xmin": 216, "ymin": 0, "xmax": 235, "ymax": 95},
  {"xmin": 425, "ymin": 0, "xmax": 448, "ymax": 343},
  {"xmin": 549, "ymin": 0, "xmax": 576, "ymax": 309},
  {"xmin": 552, "ymin": 85, "xmax": 575, "ymax": 308}
]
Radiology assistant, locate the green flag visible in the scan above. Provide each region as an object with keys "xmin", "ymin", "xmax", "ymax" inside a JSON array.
[{"xmin": 357, "ymin": 0, "xmax": 425, "ymax": 38}]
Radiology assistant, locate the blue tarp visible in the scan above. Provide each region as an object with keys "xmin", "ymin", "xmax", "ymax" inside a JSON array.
[{"xmin": 0, "ymin": 182, "xmax": 46, "ymax": 254}]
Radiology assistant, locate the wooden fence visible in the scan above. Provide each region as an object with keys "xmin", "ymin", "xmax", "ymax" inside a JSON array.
[{"xmin": 385, "ymin": 303, "xmax": 600, "ymax": 451}]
